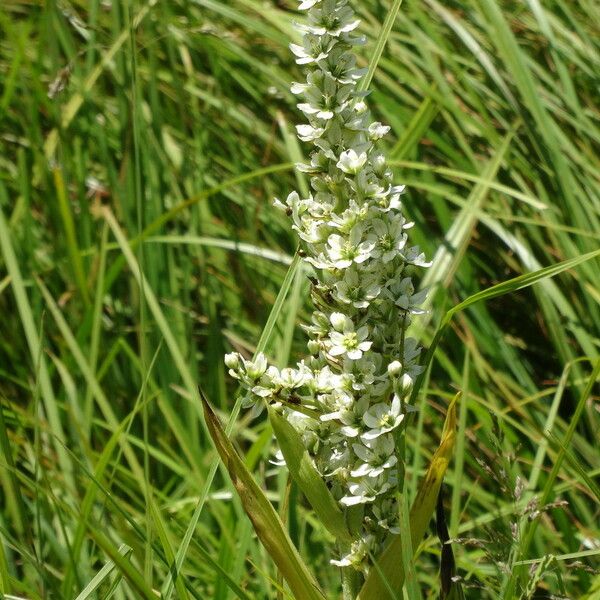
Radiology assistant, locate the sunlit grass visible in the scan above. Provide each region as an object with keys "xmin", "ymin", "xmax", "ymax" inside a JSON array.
[{"xmin": 0, "ymin": 0, "xmax": 599, "ymax": 597}]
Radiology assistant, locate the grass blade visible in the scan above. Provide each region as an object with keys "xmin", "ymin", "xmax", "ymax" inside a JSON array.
[
  {"xmin": 412, "ymin": 248, "xmax": 600, "ymax": 403},
  {"xmin": 201, "ymin": 393, "xmax": 326, "ymax": 600},
  {"xmin": 0, "ymin": 184, "xmax": 74, "ymax": 490},
  {"xmin": 357, "ymin": 0, "xmax": 404, "ymax": 93},
  {"xmin": 73, "ymin": 544, "xmax": 132, "ymax": 600}
]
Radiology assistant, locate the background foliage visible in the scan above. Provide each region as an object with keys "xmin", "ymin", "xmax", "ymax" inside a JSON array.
[{"xmin": 0, "ymin": 0, "xmax": 599, "ymax": 598}]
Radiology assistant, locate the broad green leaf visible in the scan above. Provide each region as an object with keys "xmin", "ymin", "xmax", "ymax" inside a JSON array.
[
  {"xmin": 358, "ymin": 394, "xmax": 459, "ymax": 600},
  {"xmin": 269, "ymin": 407, "xmax": 352, "ymax": 544},
  {"xmin": 201, "ymin": 394, "xmax": 326, "ymax": 600}
]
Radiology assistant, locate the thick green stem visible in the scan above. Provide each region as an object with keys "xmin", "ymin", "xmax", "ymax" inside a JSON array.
[{"xmin": 342, "ymin": 568, "xmax": 361, "ymax": 600}]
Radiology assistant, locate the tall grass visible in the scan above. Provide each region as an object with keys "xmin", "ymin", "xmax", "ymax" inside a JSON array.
[{"xmin": 0, "ymin": 0, "xmax": 599, "ymax": 598}]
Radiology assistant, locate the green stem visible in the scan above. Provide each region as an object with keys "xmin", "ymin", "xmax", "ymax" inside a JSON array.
[{"xmin": 342, "ymin": 568, "xmax": 361, "ymax": 600}]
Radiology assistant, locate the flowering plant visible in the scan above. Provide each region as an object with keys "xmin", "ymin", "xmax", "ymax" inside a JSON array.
[{"xmin": 225, "ymin": 0, "xmax": 431, "ymax": 572}]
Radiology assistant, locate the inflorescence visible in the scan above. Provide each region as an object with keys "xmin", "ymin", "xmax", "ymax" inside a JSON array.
[{"xmin": 225, "ymin": 0, "xmax": 429, "ymax": 571}]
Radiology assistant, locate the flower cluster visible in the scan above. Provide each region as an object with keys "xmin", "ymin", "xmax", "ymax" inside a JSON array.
[{"xmin": 226, "ymin": 0, "xmax": 429, "ymax": 571}]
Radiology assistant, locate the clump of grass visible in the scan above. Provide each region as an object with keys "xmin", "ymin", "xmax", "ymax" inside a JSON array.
[{"xmin": 0, "ymin": 0, "xmax": 599, "ymax": 598}]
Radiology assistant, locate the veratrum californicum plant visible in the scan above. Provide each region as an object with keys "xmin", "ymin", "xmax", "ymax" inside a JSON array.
[{"xmin": 226, "ymin": 0, "xmax": 430, "ymax": 571}]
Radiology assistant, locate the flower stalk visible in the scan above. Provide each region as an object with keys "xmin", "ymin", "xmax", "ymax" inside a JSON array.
[{"xmin": 226, "ymin": 0, "xmax": 429, "ymax": 573}]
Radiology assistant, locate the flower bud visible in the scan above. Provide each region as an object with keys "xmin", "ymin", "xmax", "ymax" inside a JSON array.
[
  {"xmin": 371, "ymin": 152, "xmax": 386, "ymax": 176},
  {"xmin": 399, "ymin": 372, "xmax": 413, "ymax": 395},
  {"xmin": 307, "ymin": 339, "xmax": 320, "ymax": 354},
  {"xmin": 246, "ymin": 353, "xmax": 268, "ymax": 380},
  {"xmin": 224, "ymin": 352, "xmax": 240, "ymax": 370},
  {"xmin": 387, "ymin": 360, "xmax": 403, "ymax": 377}
]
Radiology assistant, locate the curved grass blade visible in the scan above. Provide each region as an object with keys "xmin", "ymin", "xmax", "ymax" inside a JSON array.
[
  {"xmin": 201, "ymin": 394, "xmax": 326, "ymax": 600},
  {"xmin": 0, "ymin": 187, "xmax": 74, "ymax": 490},
  {"xmin": 84, "ymin": 531, "xmax": 156, "ymax": 600},
  {"xmin": 102, "ymin": 163, "xmax": 294, "ymax": 295},
  {"xmin": 411, "ymin": 248, "xmax": 600, "ymax": 404}
]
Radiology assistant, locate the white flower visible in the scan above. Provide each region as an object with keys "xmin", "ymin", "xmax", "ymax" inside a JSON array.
[
  {"xmin": 328, "ymin": 200, "xmax": 368, "ymax": 232},
  {"xmin": 337, "ymin": 397, "xmax": 369, "ymax": 438},
  {"xmin": 402, "ymin": 244, "xmax": 432, "ymax": 267},
  {"xmin": 297, "ymin": 73, "xmax": 352, "ymax": 120},
  {"xmin": 277, "ymin": 367, "xmax": 308, "ymax": 390},
  {"xmin": 340, "ymin": 480, "xmax": 377, "ymax": 506},
  {"xmin": 371, "ymin": 217, "xmax": 407, "ymax": 263},
  {"xmin": 290, "ymin": 81, "xmax": 309, "ymax": 95},
  {"xmin": 330, "ymin": 535, "xmax": 374, "ymax": 568},
  {"xmin": 251, "ymin": 365, "xmax": 280, "ymax": 398},
  {"xmin": 368, "ymin": 122, "xmax": 391, "ymax": 140},
  {"xmin": 226, "ymin": 352, "xmax": 268, "ymax": 387},
  {"xmin": 289, "ymin": 37, "xmax": 335, "ymax": 65},
  {"xmin": 246, "ymin": 354, "xmax": 268, "ymax": 379},
  {"xmin": 333, "ymin": 268, "xmax": 381, "ymax": 308},
  {"xmin": 343, "ymin": 355, "xmax": 379, "ymax": 391},
  {"xmin": 325, "ymin": 226, "xmax": 375, "ymax": 268},
  {"xmin": 337, "ymin": 148, "xmax": 368, "ymax": 174},
  {"xmin": 328, "ymin": 313, "xmax": 372, "ymax": 360},
  {"xmin": 389, "ymin": 277, "xmax": 428, "ymax": 315},
  {"xmin": 321, "ymin": 47, "xmax": 367, "ymax": 84},
  {"xmin": 353, "ymin": 170, "xmax": 387, "ymax": 200},
  {"xmin": 324, "ymin": 445, "xmax": 352, "ymax": 476},
  {"xmin": 362, "ymin": 395, "xmax": 404, "ymax": 440},
  {"xmin": 340, "ymin": 474, "xmax": 393, "ymax": 506},
  {"xmin": 320, "ymin": 389, "xmax": 354, "ymax": 422},
  {"xmin": 226, "ymin": 0, "xmax": 432, "ymax": 569},
  {"xmin": 330, "ymin": 312, "xmax": 348, "ymax": 331},
  {"xmin": 376, "ymin": 185, "xmax": 405, "ymax": 212},
  {"xmin": 351, "ymin": 434, "xmax": 397, "ymax": 478},
  {"xmin": 296, "ymin": 124, "xmax": 325, "ymax": 142},
  {"xmin": 306, "ymin": 365, "xmax": 340, "ymax": 394},
  {"xmin": 297, "ymin": 6, "xmax": 360, "ymax": 38}
]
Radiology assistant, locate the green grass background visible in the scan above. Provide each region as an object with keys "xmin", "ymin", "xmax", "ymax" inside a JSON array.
[{"xmin": 0, "ymin": 0, "xmax": 599, "ymax": 598}]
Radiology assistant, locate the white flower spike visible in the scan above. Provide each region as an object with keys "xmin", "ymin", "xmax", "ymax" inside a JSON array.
[{"xmin": 225, "ymin": 0, "xmax": 430, "ymax": 572}]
